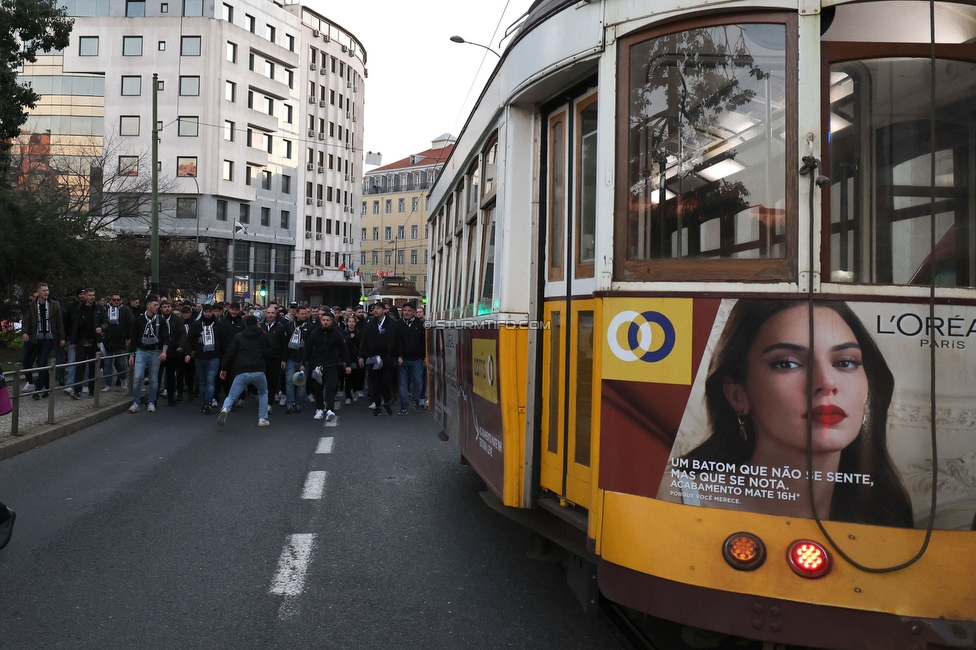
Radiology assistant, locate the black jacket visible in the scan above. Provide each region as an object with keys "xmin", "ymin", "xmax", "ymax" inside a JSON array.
[
  {"xmin": 217, "ymin": 313, "xmax": 246, "ymax": 353},
  {"xmin": 342, "ymin": 327, "xmax": 361, "ymax": 360},
  {"xmin": 103, "ymin": 304, "xmax": 133, "ymax": 350},
  {"xmin": 262, "ymin": 320, "xmax": 289, "ymax": 362},
  {"xmin": 70, "ymin": 302, "xmax": 107, "ymax": 345},
  {"xmin": 162, "ymin": 312, "xmax": 187, "ymax": 353},
  {"xmin": 284, "ymin": 319, "xmax": 312, "ymax": 363},
  {"xmin": 396, "ymin": 317, "xmax": 426, "ymax": 361},
  {"xmin": 186, "ymin": 316, "xmax": 221, "ymax": 360},
  {"xmin": 222, "ymin": 325, "xmax": 271, "ymax": 374},
  {"xmin": 129, "ymin": 312, "xmax": 170, "ymax": 353},
  {"xmin": 302, "ymin": 324, "xmax": 350, "ymax": 370},
  {"xmin": 359, "ymin": 315, "xmax": 399, "ymax": 360}
]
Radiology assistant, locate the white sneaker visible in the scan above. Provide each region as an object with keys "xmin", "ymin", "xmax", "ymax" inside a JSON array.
[
  {"xmin": 258, "ymin": 418, "xmax": 270, "ymax": 427},
  {"xmin": 147, "ymin": 402, "xmax": 156, "ymax": 413},
  {"xmin": 65, "ymin": 388, "xmax": 81, "ymax": 400},
  {"xmin": 351, "ymin": 392, "xmax": 358, "ymax": 402},
  {"xmin": 101, "ymin": 385, "xmax": 112, "ymax": 393},
  {"xmin": 357, "ymin": 391, "xmax": 364, "ymax": 399},
  {"xmin": 160, "ymin": 389, "xmax": 168, "ymax": 397},
  {"xmin": 235, "ymin": 398, "xmax": 245, "ymax": 408},
  {"xmin": 279, "ymin": 395, "xmax": 287, "ymax": 406},
  {"xmin": 325, "ymin": 410, "xmax": 335, "ymax": 422},
  {"xmin": 81, "ymin": 386, "xmax": 89, "ymax": 396},
  {"xmin": 129, "ymin": 403, "xmax": 140, "ymax": 413},
  {"xmin": 344, "ymin": 397, "xmax": 351, "ymax": 405},
  {"xmin": 23, "ymin": 383, "xmax": 35, "ymax": 393},
  {"xmin": 267, "ymin": 406, "xmax": 273, "ymax": 415},
  {"xmin": 368, "ymin": 402, "xmax": 376, "ymax": 410},
  {"xmin": 217, "ymin": 408, "xmax": 228, "ymax": 425},
  {"xmin": 307, "ymin": 394, "xmax": 315, "ymax": 403},
  {"xmin": 314, "ymin": 409, "xmax": 324, "ymax": 420},
  {"xmin": 211, "ymin": 399, "xmax": 218, "ymax": 407},
  {"xmin": 121, "ymin": 379, "xmax": 128, "ymax": 390}
]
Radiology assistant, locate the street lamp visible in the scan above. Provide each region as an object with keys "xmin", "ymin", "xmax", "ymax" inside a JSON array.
[{"xmin": 449, "ymin": 35, "xmax": 500, "ymax": 58}]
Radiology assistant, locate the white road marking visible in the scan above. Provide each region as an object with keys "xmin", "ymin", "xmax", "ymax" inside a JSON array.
[
  {"xmin": 316, "ymin": 437, "xmax": 334, "ymax": 454},
  {"xmin": 269, "ymin": 533, "xmax": 317, "ymax": 597},
  {"xmin": 324, "ymin": 417, "xmax": 337, "ymax": 427},
  {"xmin": 301, "ymin": 471, "xmax": 327, "ymax": 499}
]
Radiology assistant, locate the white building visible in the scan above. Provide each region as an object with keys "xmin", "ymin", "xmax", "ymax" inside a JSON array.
[{"xmin": 20, "ymin": 0, "xmax": 365, "ymax": 305}]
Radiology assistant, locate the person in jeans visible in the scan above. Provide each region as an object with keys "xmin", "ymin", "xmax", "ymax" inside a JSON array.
[
  {"xmin": 217, "ymin": 315, "xmax": 271, "ymax": 427},
  {"xmin": 185, "ymin": 304, "xmax": 221, "ymax": 414},
  {"xmin": 67, "ymin": 288, "xmax": 107, "ymax": 397},
  {"xmin": 395, "ymin": 301, "xmax": 427, "ymax": 415},
  {"xmin": 21, "ymin": 283, "xmax": 65, "ymax": 399},
  {"xmin": 283, "ymin": 306, "xmax": 311, "ymax": 414},
  {"xmin": 102, "ymin": 293, "xmax": 133, "ymax": 392},
  {"xmin": 128, "ymin": 296, "xmax": 169, "ymax": 413}
]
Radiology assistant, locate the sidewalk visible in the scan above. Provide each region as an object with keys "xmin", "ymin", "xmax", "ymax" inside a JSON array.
[{"xmin": 0, "ymin": 383, "xmax": 133, "ymax": 459}]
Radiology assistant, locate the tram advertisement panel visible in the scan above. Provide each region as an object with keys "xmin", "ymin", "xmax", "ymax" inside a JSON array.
[
  {"xmin": 455, "ymin": 330, "xmax": 505, "ymax": 496},
  {"xmin": 601, "ymin": 297, "xmax": 976, "ymax": 530}
]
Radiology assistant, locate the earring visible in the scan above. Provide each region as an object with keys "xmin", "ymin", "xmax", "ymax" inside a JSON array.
[{"xmin": 737, "ymin": 414, "xmax": 749, "ymax": 442}]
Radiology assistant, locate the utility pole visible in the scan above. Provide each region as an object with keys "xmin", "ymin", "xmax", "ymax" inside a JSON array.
[{"xmin": 150, "ymin": 72, "xmax": 160, "ymax": 295}]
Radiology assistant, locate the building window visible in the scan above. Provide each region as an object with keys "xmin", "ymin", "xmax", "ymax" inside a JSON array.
[
  {"xmin": 264, "ymin": 59, "xmax": 274, "ymax": 79},
  {"xmin": 238, "ymin": 204, "xmax": 250, "ymax": 225},
  {"xmin": 264, "ymin": 96, "xmax": 274, "ymax": 115},
  {"xmin": 226, "ymin": 41, "xmax": 236, "ymax": 63},
  {"xmin": 224, "ymin": 120, "xmax": 234, "ymax": 141},
  {"xmin": 177, "ymin": 156, "xmax": 197, "ymax": 177},
  {"xmin": 264, "ymin": 133, "xmax": 273, "ymax": 154},
  {"xmin": 397, "ymin": 250, "xmax": 404, "ymax": 266},
  {"xmin": 384, "ymin": 226, "xmax": 392, "ymax": 240},
  {"xmin": 120, "ymin": 75, "xmax": 141, "ymax": 96},
  {"xmin": 287, "ymin": 34, "xmax": 295, "ymax": 52},
  {"xmin": 119, "ymin": 115, "xmax": 140, "ymax": 136},
  {"xmin": 397, "ymin": 225, "xmax": 405, "ymax": 240},
  {"xmin": 361, "ymin": 252, "xmax": 367, "ymax": 264},
  {"xmin": 284, "ymin": 104, "xmax": 293, "ymax": 124},
  {"xmin": 325, "ymin": 220, "xmax": 332, "ymax": 235},
  {"xmin": 286, "ymin": 69, "xmax": 294, "ymax": 89},
  {"xmin": 177, "ymin": 116, "xmax": 198, "ymax": 137},
  {"xmin": 179, "ymin": 76, "xmax": 200, "ymax": 96},
  {"xmin": 385, "ymin": 199, "xmax": 392, "ymax": 214},
  {"xmin": 125, "ymin": 0, "xmax": 145, "ymax": 17},
  {"xmin": 225, "ymin": 81, "xmax": 236, "ymax": 102},
  {"xmin": 246, "ymin": 14, "xmax": 255, "ymax": 32},
  {"xmin": 283, "ymin": 140, "xmax": 292, "ymax": 159},
  {"xmin": 361, "ymin": 228, "xmax": 367, "ymax": 241},
  {"xmin": 181, "ymin": 36, "xmax": 201, "ymax": 56},
  {"xmin": 216, "ymin": 199, "xmax": 227, "ymax": 221},
  {"xmin": 261, "ymin": 206, "xmax": 270, "ymax": 226},
  {"xmin": 245, "ymin": 166, "xmax": 253, "ymax": 186},
  {"xmin": 247, "ymin": 91, "xmax": 254, "ymax": 109},
  {"xmin": 398, "ymin": 198, "xmax": 405, "ymax": 213},
  {"xmin": 411, "ymin": 224, "xmax": 418, "ymax": 239},
  {"xmin": 411, "ymin": 197, "xmax": 419, "ymax": 212},
  {"xmin": 158, "ymin": 41, "xmax": 165, "ymax": 51},
  {"xmin": 280, "ymin": 210, "xmax": 290, "ymax": 229},
  {"xmin": 372, "ymin": 201, "xmax": 379, "ymax": 215},
  {"xmin": 315, "ymin": 217, "xmax": 322, "ymax": 233},
  {"xmin": 372, "ymin": 227, "xmax": 378, "ymax": 240},
  {"xmin": 425, "ymin": 225, "xmax": 429, "ymax": 239},
  {"xmin": 261, "ymin": 170, "xmax": 272, "ymax": 190},
  {"xmin": 177, "ymin": 197, "xmax": 197, "ymax": 219},
  {"xmin": 160, "ymin": 3, "xmax": 167, "ymax": 13},
  {"xmin": 222, "ymin": 3, "xmax": 232, "ymax": 21},
  {"xmin": 79, "ymin": 36, "xmax": 98, "ymax": 56},
  {"xmin": 410, "ymin": 249, "xmax": 418, "ymax": 264},
  {"xmin": 222, "ymin": 160, "xmax": 233, "ymax": 181},
  {"xmin": 119, "ymin": 156, "xmax": 138, "ymax": 176},
  {"xmin": 385, "ymin": 250, "xmax": 392, "ymax": 265},
  {"xmin": 122, "ymin": 36, "xmax": 143, "ymax": 56},
  {"xmin": 371, "ymin": 251, "xmax": 379, "ymax": 264},
  {"xmin": 183, "ymin": 0, "xmax": 202, "ymax": 16},
  {"xmin": 265, "ymin": 24, "xmax": 275, "ymax": 42},
  {"xmin": 246, "ymin": 128, "xmax": 253, "ymax": 147},
  {"xmin": 281, "ymin": 175, "xmax": 291, "ymax": 194}
]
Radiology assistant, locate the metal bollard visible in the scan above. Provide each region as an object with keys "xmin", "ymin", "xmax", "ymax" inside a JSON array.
[
  {"xmin": 94, "ymin": 351, "xmax": 102, "ymax": 408},
  {"xmin": 47, "ymin": 363, "xmax": 56, "ymax": 424},
  {"xmin": 10, "ymin": 363, "xmax": 21, "ymax": 437}
]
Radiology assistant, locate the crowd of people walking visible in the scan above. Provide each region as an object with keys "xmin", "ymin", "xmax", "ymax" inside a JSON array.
[{"xmin": 16, "ymin": 282, "xmax": 428, "ymax": 427}]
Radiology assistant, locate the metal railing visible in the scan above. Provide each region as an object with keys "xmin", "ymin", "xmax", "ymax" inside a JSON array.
[{"xmin": 5, "ymin": 351, "xmax": 132, "ymax": 437}]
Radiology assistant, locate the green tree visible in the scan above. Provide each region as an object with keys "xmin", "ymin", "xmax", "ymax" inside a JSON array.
[{"xmin": 0, "ymin": 0, "xmax": 73, "ymax": 173}]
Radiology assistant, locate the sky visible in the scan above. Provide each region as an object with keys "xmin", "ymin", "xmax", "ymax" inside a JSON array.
[{"xmin": 306, "ymin": 0, "xmax": 536, "ymax": 168}]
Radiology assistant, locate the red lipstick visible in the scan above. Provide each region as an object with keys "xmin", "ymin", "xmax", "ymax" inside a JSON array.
[{"xmin": 807, "ymin": 405, "xmax": 847, "ymax": 426}]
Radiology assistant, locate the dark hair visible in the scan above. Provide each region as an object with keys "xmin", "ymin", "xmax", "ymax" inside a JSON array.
[
  {"xmin": 146, "ymin": 294, "xmax": 160, "ymax": 303},
  {"xmin": 687, "ymin": 300, "xmax": 913, "ymax": 528},
  {"xmin": 244, "ymin": 314, "xmax": 258, "ymax": 327},
  {"xmin": 403, "ymin": 301, "xmax": 417, "ymax": 310}
]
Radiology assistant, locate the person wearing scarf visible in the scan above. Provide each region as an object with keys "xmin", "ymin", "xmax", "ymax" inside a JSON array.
[
  {"xmin": 21, "ymin": 283, "xmax": 65, "ymax": 399},
  {"xmin": 68, "ymin": 289, "xmax": 107, "ymax": 397},
  {"xmin": 102, "ymin": 293, "xmax": 134, "ymax": 392},
  {"xmin": 127, "ymin": 295, "xmax": 169, "ymax": 413},
  {"xmin": 186, "ymin": 303, "xmax": 222, "ymax": 414}
]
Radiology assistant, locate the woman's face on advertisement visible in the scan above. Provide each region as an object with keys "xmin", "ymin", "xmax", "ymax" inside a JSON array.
[{"xmin": 726, "ymin": 306, "xmax": 868, "ymax": 456}]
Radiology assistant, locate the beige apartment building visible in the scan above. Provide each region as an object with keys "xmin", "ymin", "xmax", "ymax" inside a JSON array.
[{"xmin": 360, "ymin": 135, "xmax": 454, "ymax": 298}]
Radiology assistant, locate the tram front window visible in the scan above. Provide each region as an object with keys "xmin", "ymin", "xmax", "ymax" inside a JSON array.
[
  {"xmin": 827, "ymin": 54, "xmax": 976, "ymax": 287},
  {"xmin": 618, "ymin": 18, "xmax": 790, "ymax": 281}
]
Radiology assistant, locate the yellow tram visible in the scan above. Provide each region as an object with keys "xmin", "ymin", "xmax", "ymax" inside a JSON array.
[{"xmin": 425, "ymin": 0, "xmax": 976, "ymax": 647}]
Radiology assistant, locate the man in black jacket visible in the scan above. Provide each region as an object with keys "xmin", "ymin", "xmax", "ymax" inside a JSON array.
[
  {"xmin": 218, "ymin": 301, "xmax": 246, "ymax": 404},
  {"xmin": 262, "ymin": 305, "xmax": 288, "ymax": 414},
  {"xmin": 301, "ymin": 309, "xmax": 350, "ymax": 422},
  {"xmin": 395, "ymin": 301, "xmax": 426, "ymax": 415},
  {"xmin": 102, "ymin": 292, "xmax": 133, "ymax": 393},
  {"xmin": 127, "ymin": 295, "xmax": 170, "ymax": 413},
  {"xmin": 217, "ymin": 315, "xmax": 271, "ymax": 427},
  {"xmin": 283, "ymin": 306, "xmax": 311, "ymax": 414},
  {"xmin": 67, "ymin": 289, "xmax": 107, "ymax": 398},
  {"xmin": 185, "ymin": 304, "xmax": 222, "ymax": 414},
  {"xmin": 358, "ymin": 301, "xmax": 399, "ymax": 416}
]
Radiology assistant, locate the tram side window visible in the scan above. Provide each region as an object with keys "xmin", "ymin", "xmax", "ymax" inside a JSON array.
[
  {"xmin": 549, "ymin": 112, "xmax": 566, "ymax": 281},
  {"xmin": 617, "ymin": 18, "xmax": 793, "ymax": 281},
  {"xmin": 480, "ymin": 206, "xmax": 497, "ymax": 313},
  {"xmin": 826, "ymin": 52, "xmax": 976, "ymax": 287},
  {"xmin": 577, "ymin": 95, "xmax": 598, "ymax": 277}
]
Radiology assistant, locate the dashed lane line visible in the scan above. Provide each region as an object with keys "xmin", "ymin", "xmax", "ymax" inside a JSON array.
[
  {"xmin": 301, "ymin": 470, "xmax": 328, "ymax": 499},
  {"xmin": 270, "ymin": 533, "xmax": 317, "ymax": 597},
  {"xmin": 316, "ymin": 437, "xmax": 334, "ymax": 454}
]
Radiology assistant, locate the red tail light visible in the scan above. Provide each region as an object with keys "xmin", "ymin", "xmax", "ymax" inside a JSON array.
[{"xmin": 787, "ymin": 540, "xmax": 831, "ymax": 578}]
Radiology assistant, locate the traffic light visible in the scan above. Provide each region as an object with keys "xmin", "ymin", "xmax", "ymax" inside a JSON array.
[{"xmin": 258, "ymin": 280, "xmax": 268, "ymax": 300}]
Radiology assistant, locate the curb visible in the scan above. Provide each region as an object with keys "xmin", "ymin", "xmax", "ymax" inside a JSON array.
[{"xmin": 0, "ymin": 401, "xmax": 132, "ymax": 460}]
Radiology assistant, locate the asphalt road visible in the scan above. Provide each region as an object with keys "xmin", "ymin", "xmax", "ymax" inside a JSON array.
[{"xmin": 0, "ymin": 395, "xmax": 627, "ymax": 650}]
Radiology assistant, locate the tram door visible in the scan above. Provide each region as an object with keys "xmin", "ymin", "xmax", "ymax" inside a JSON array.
[{"xmin": 540, "ymin": 89, "xmax": 599, "ymax": 509}]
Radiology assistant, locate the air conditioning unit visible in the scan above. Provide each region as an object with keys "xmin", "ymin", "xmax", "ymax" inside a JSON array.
[
  {"xmin": 317, "ymin": 166, "xmax": 324, "ymax": 173},
  {"xmin": 306, "ymin": 129, "xmax": 315, "ymax": 138},
  {"xmin": 305, "ymin": 197, "xmax": 313, "ymax": 205},
  {"xmin": 318, "ymin": 133, "xmax": 325, "ymax": 140},
  {"xmin": 304, "ymin": 231, "xmax": 312, "ymax": 239},
  {"xmin": 319, "ymin": 100, "xmax": 326, "ymax": 108},
  {"xmin": 306, "ymin": 163, "xmax": 314, "ymax": 171},
  {"xmin": 308, "ymin": 96, "xmax": 315, "ymax": 104},
  {"xmin": 319, "ymin": 68, "xmax": 326, "ymax": 75},
  {"xmin": 323, "ymin": 33, "xmax": 330, "ymax": 43},
  {"xmin": 341, "ymin": 45, "xmax": 347, "ymax": 53},
  {"xmin": 347, "ymin": 81, "xmax": 352, "ymax": 89},
  {"xmin": 316, "ymin": 199, "xmax": 323, "ymax": 206},
  {"xmin": 312, "ymin": 30, "xmax": 319, "ymax": 37},
  {"xmin": 344, "ymin": 173, "xmax": 350, "ymax": 181},
  {"xmin": 317, "ymin": 269, "xmax": 323, "ymax": 276},
  {"xmin": 315, "ymin": 233, "xmax": 323, "ymax": 240},
  {"xmin": 309, "ymin": 63, "xmax": 317, "ymax": 70},
  {"xmin": 352, "ymin": 115, "xmax": 356, "ymax": 122}
]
